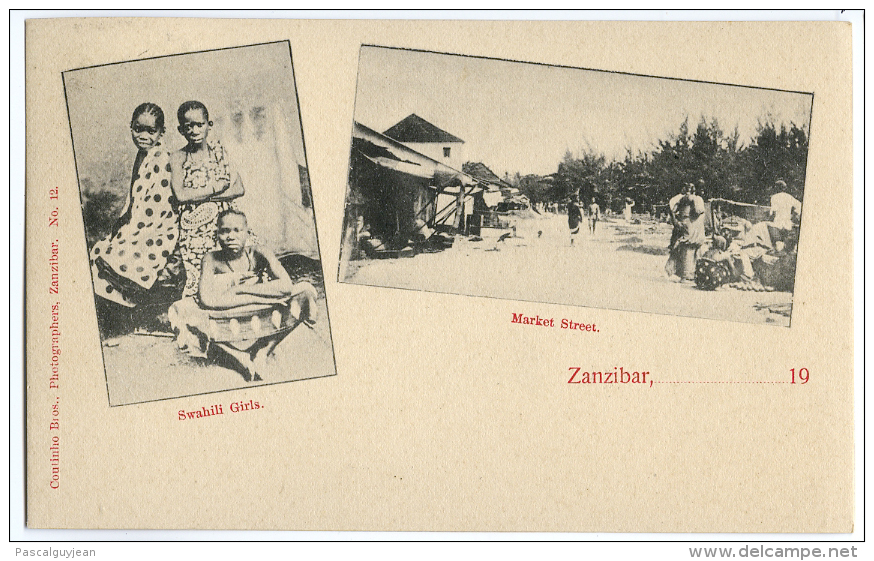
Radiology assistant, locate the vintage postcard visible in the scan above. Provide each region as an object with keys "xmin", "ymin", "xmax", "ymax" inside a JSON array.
[{"xmin": 23, "ymin": 18, "xmax": 855, "ymax": 533}]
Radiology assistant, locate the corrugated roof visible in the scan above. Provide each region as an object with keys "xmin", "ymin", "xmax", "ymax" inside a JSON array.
[
  {"xmin": 383, "ymin": 114, "xmax": 464, "ymax": 144},
  {"xmin": 462, "ymin": 162, "xmax": 512, "ymax": 189},
  {"xmin": 462, "ymin": 162, "xmax": 501, "ymax": 183}
]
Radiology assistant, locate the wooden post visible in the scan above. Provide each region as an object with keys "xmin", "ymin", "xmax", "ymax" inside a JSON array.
[{"xmin": 453, "ymin": 186, "xmax": 465, "ymax": 232}]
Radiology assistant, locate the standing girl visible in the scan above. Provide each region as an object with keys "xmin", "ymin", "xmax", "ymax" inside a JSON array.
[
  {"xmin": 89, "ymin": 103, "xmax": 182, "ymax": 315},
  {"xmin": 170, "ymin": 100, "xmax": 245, "ymax": 298}
]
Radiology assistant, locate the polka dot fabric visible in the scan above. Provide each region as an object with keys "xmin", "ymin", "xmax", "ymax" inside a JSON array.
[
  {"xmin": 89, "ymin": 142, "xmax": 180, "ymax": 306},
  {"xmin": 695, "ymin": 259, "xmax": 730, "ymax": 291}
]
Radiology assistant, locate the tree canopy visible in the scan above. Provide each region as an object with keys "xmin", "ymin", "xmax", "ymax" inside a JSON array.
[{"xmin": 518, "ymin": 115, "xmax": 809, "ymax": 212}]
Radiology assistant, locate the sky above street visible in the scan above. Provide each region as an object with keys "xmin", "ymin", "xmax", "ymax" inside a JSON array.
[{"xmin": 354, "ymin": 46, "xmax": 813, "ymax": 177}]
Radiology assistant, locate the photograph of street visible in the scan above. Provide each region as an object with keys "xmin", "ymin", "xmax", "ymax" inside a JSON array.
[{"xmin": 339, "ymin": 46, "xmax": 812, "ymax": 326}]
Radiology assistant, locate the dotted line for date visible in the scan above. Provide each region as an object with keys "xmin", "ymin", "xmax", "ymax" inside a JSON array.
[{"xmin": 652, "ymin": 381, "xmax": 790, "ymax": 384}]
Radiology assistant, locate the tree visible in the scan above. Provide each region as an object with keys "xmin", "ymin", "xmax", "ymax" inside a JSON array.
[
  {"xmin": 554, "ymin": 148, "xmax": 607, "ymax": 202},
  {"xmin": 518, "ymin": 174, "xmax": 553, "ymax": 207},
  {"xmin": 534, "ymin": 113, "xmax": 809, "ymax": 212},
  {"xmin": 646, "ymin": 116, "xmax": 693, "ymax": 205},
  {"xmin": 743, "ymin": 120, "xmax": 808, "ymax": 203}
]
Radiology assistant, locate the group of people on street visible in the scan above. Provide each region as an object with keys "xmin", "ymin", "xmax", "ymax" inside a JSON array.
[
  {"xmin": 89, "ymin": 101, "xmax": 318, "ymax": 380},
  {"xmin": 567, "ymin": 196, "xmax": 601, "ymax": 245},
  {"xmin": 665, "ymin": 178, "xmax": 801, "ymax": 291},
  {"xmin": 560, "ymin": 177, "xmax": 800, "ymax": 293}
]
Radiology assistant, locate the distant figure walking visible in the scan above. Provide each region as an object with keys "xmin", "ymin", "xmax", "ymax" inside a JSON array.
[
  {"xmin": 567, "ymin": 199, "xmax": 582, "ymax": 245},
  {"xmin": 587, "ymin": 197, "xmax": 600, "ymax": 235},
  {"xmin": 624, "ymin": 197, "xmax": 635, "ymax": 222}
]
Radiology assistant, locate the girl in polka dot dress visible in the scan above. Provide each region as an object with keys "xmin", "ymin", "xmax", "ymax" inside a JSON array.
[
  {"xmin": 169, "ymin": 100, "xmax": 246, "ymax": 299},
  {"xmin": 90, "ymin": 103, "xmax": 182, "ymax": 308}
]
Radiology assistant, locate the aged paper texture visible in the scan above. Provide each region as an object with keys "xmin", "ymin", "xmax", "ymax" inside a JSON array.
[{"xmin": 25, "ymin": 18, "xmax": 853, "ymax": 531}]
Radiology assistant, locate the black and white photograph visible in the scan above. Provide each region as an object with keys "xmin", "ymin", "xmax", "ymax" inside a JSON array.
[
  {"xmin": 65, "ymin": 42, "xmax": 335, "ymax": 406},
  {"xmin": 339, "ymin": 46, "xmax": 813, "ymax": 326}
]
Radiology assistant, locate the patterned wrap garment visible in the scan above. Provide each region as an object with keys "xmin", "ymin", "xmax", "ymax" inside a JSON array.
[
  {"xmin": 176, "ymin": 140, "xmax": 239, "ymax": 298},
  {"xmin": 89, "ymin": 142, "xmax": 180, "ymax": 307}
]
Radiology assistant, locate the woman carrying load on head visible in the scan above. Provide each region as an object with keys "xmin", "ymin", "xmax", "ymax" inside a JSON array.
[{"xmin": 665, "ymin": 184, "xmax": 706, "ymax": 281}]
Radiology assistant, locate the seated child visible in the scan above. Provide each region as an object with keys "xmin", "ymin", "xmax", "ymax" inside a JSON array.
[{"xmin": 169, "ymin": 209, "xmax": 318, "ymax": 381}]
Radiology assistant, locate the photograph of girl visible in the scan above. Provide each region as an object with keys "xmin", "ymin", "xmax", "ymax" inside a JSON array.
[{"xmin": 65, "ymin": 42, "xmax": 335, "ymax": 406}]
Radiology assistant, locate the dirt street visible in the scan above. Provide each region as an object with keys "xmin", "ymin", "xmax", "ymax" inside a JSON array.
[{"xmin": 344, "ymin": 213, "xmax": 793, "ymax": 327}]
